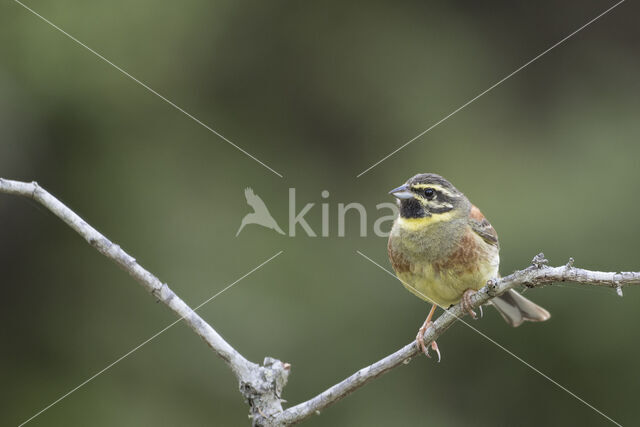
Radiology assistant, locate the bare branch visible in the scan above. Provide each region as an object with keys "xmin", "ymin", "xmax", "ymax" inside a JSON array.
[
  {"xmin": 272, "ymin": 252, "xmax": 640, "ymax": 425},
  {"xmin": 0, "ymin": 178, "xmax": 255, "ymax": 376},
  {"xmin": 3, "ymin": 178, "xmax": 639, "ymax": 426},
  {"xmin": 0, "ymin": 178, "xmax": 289, "ymax": 424}
]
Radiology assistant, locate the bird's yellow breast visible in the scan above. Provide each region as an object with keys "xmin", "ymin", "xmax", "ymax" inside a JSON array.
[
  {"xmin": 396, "ymin": 253, "xmax": 498, "ymax": 307},
  {"xmin": 389, "ymin": 223, "xmax": 499, "ymax": 307}
]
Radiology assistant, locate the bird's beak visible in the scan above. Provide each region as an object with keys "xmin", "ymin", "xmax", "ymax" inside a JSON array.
[{"xmin": 389, "ymin": 184, "xmax": 413, "ymax": 199}]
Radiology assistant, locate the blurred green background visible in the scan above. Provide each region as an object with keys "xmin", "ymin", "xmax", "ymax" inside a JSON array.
[{"xmin": 2, "ymin": 1, "xmax": 639, "ymax": 425}]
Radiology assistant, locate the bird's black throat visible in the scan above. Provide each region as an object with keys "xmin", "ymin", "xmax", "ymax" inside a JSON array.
[{"xmin": 399, "ymin": 198, "xmax": 429, "ymax": 219}]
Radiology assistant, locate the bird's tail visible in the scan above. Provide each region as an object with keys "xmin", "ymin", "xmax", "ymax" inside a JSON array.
[{"xmin": 491, "ymin": 289, "xmax": 550, "ymax": 327}]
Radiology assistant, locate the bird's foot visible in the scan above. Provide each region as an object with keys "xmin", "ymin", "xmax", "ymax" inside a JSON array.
[
  {"xmin": 461, "ymin": 289, "xmax": 481, "ymax": 319},
  {"xmin": 415, "ymin": 321, "xmax": 441, "ymax": 362}
]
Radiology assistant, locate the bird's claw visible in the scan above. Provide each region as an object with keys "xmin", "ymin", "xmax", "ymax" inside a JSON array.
[
  {"xmin": 462, "ymin": 289, "xmax": 479, "ymax": 319},
  {"xmin": 415, "ymin": 322, "xmax": 441, "ymax": 362},
  {"xmin": 428, "ymin": 340, "xmax": 441, "ymax": 362}
]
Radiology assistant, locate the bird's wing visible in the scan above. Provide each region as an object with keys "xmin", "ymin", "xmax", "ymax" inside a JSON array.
[
  {"xmin": 469, "ymin": 205, "xmax": 499, "ymax": 248},
  {"xmin": 244, "ymin": 187, "xmax": 269, "ymax": 213}
]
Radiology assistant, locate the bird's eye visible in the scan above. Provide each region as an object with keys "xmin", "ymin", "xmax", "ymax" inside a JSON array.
[{"xmin": 423, "ymin": 188, "xmax": 435, "ymax": 199}]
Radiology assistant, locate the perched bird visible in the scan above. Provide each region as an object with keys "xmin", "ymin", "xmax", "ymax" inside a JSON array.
[
  {"xmin": 387, "ymin": 173, "xmax": 550, "ymax": 360},
  {"xmin": 236, "ymin": 187, "xmax": 285, "ymax": 236}
]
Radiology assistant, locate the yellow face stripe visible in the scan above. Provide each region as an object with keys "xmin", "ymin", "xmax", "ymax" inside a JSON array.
[
  {"xmin": 409, "ymin": 183, "xmax": 459, "ymax": 198},
  {"xmin": 397, "ymin": 210, "xmax": 456, "ymax": 230}
]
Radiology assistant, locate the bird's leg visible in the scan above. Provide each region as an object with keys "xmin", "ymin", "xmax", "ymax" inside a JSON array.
[
  {"xmin": 461, "ymin": 289, "xmax": 479, "ymax": 319},
  {"xmin": 415, "ymin": 304, "xmax": 440, "ymax": 362}
]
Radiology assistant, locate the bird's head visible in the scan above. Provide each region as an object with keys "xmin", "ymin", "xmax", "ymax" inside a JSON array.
[{"xmin": 389, "ymin": 173, "xmax": 470, "ymax": 219}]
